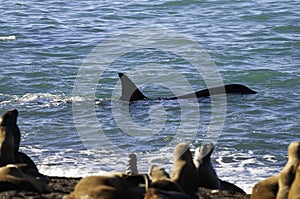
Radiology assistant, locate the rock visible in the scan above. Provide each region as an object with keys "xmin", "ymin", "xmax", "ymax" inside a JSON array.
[
  {"xmin": 0, "ymin": 176, "xmax": 81, "ymax": 199},
  {"xmin": 0, "ymin": 176, "xmax": 250, "ymax": 199},
  {"xmin": 197, "ymin": 187, "xmax": 250, "ymax": 199}
]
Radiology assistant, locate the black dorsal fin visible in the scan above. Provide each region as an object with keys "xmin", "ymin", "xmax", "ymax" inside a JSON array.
[{"xmin": 118, "ymin": 73, "xmax": 148, "ymax": 101}]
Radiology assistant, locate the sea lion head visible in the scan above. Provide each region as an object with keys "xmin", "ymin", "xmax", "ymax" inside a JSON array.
[
  {"xmin": 0, "ymin": 109, "xmax": 18, "ymax": 126},
  {"xmin": 287, "ymin": 141, "xmax": 300, "ymax": 160},
  {"xmin": 0, "ymin": 164, "xmax": 51, "ymax": 193},
  {"xmin": 149, "ymin": 165, "xmax": 170, "ymax": 181},
  {"xmin": 0, "ymin": 164, "xmax": 24, "ymax": 178},
  {"xmin": 194, "ymin": 143, "xmax": 215, "ymax": 166},
  {"xmin": 173, "ymin": 142, "xmax": 192, "ymax": 162}
]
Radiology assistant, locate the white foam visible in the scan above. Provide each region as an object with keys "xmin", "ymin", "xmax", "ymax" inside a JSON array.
[
  {"xmin": 0, "ymin": 93, "xmax": 103, "ymax": 107},
  {"xmin": 33, "ymin": 146, "xmax": 278, "ymax": 194},
  {"xmin": 38, "ymin": 165, "xmax": 107, "ymax": 178},
  {"xmin": 38, "ymin": 157, "xmax": 263, "ymax": 194},
  {"xmin": 2, "ymin": 93, "xmax": 72, "ymax": 107},
  {"xmin": 214, "ymin": 149, "xmax": 280, "ymax": 194},
  {"xmin": 0, "ymin": 35, "xmax": 16, "ymax": 41}
]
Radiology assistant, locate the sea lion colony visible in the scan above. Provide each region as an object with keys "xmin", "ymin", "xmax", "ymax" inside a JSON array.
[
  {"xmin": 0, "ymin": 109, "xmax": 299, "ymax": 199},
  {"xmin": 251, "ymin": 142, "xmax": 300, "ymax": 199}
]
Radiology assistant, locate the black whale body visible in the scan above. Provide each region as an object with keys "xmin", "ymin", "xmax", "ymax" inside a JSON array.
[{"xmin": 118, "ymin": 73, "xmax": 257, "ymax": 102}]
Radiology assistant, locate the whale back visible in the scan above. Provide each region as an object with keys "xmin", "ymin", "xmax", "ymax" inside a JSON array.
[
  {"xmin": 178, "ymin": 84, "xmax": 257, "ymax": 99},
  {"xmin": 224, "ymin": 84, "xmax": 257, "ymax": 94},
  {"xmin": 118, "ymin": 73, "xmax": 257, "ymax": 101}
]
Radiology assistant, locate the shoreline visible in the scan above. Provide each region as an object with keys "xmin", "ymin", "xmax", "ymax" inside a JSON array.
[{"xmin": 0, "ymin": 175, "xmax": 251, "ymax": 199}]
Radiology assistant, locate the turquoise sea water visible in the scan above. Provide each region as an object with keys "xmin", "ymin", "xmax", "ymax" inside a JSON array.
[{"xmin": 0, "ymin": 0, "xmax": 299, "ymax": 193}]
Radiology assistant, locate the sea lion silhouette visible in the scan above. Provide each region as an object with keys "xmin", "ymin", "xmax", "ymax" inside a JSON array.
[
  {"xmin": 194, "ymin": 143, "xmax": 245, "ymax": 193},
  {"xmin": 0, "ymin": 110, "xmax": 21, "ymax": 155},
  {"xmin": 194, "ymin": 143, "xmax": 220, "ymax": 189},
  {"xmin": 277, "ymin": 142, "xmax": 300, "ymax": 199},
  {"xmin": 171, "ymin": 142, "xmax": 200, "ymax": 196},
  {"xmin": 0, "ymin": 110, "xmax": 19, "ymax": 166},
  {"xmin": 149, "ymin": 165, "xmax": 183, "ymax": 192}
]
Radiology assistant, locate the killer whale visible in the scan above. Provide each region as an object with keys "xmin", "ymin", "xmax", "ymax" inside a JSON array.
[{"xmin": 118, "ymin": 73, "xmax": 257, "ymax": 102}]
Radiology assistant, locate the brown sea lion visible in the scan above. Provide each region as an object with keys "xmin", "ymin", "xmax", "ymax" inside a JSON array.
[
  {"xmin": 66, "ymin": 173, "xmax": 124, "ymax": 199},
  {"xmin": 144, "ymin": 188, "xmax": 192, "ymax": 199},
  {"xmin": 124, "ymin": 174, "xmax": 150, "ymax": 198},
  {"xmin": 15, "ymin": 151, "xmax": 39, "ymax": 173},
  {"xmin": 149, "ymin": 165, "xmax": 183, "ymax": 192},
  {"xmin": 219, "ymin": 179, "xmax": 246, "ymax": 193},
  {"xmin": 193, "ymin": 143, "xmax": 245, "ymax": 193},
  {"xmin": 66, "ymin": 172, "xmax": 148, "ymax": 199},
  {"xmin": 251, "ymin": 174, "xmax": 279, "ymax": 199},
  {"xmin": 15, "ymin": 151, "xmax": 49, "ymax": 183},
  {"xmin": 0, "ymin": 111, "xmax": 16, "ymax": 166},
  {"xmin": 194, "ymin": 143, "xmax": 220, "ymax": 189},
  {"xmin": 277, "ymin": 142, "xmax": 300, "ymax": 199},
  {"xmin": 288, "ymin": 163, "xmax": 300, "ymax": 199},
  {"xmin": 0, "ymin": 109, "xmax": 20, "ymax": 155},
  {"xmin": 171, "ymin": 142, "xmax": 200, "ymax": 196},
  {"xmin": 0, "ymin": 164, "xmax": 51, "ymax": 193}
]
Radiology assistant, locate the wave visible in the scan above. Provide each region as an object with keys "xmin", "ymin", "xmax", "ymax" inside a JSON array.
[
  {"xmin": 214, "ymin": 148, "xmax": 280, "ymax": 194},
  {"xmin": 0, "ymin": 35, "xmax": 16, "ymax": 41},
  {"xmin": 0, "ymin": 93, "xmax": 72, "ymax": 107},
  {"xmin": 38, "ymin": 165, "xmax": 107, "ymax": 178},
  {"xmin": 36, "ymin": 148, "xmax": 265, "ymax": 194}
]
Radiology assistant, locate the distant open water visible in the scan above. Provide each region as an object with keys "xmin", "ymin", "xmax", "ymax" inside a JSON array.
[{"xmin": 0, "ymin": 0, "xmax": 299, "ymax": 193}]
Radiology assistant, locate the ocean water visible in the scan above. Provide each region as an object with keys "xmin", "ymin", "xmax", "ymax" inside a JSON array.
[{"xmin": 0, "ymin": 0, "xmax": 299, "ymax": 194}]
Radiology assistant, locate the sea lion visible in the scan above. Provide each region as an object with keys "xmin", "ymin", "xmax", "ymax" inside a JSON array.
[
  {"xmin": 193, "ymin": 143, "xmax": 220, "ymax": 189},
  {"xmin": 0, "ymin": 111, "xmax": 16, "ymax": 166},
  {"xmin": 123, "ymin": 174, "xmax": 150, "ymax": 198},
  {"xmin": 276, "ymin": 141, "xmax": 300, "ymax": 199},
  {"xmin": 171, "ymin": 142, "xmax": 200, "ymax": 196},
  {"xmin": 15, "ymin": 152, "xmax": 39, "ymax": 173},
  {"xmin": 0, "ymin": 109, "xmax": 21, "ymax": 155},
  {"xmin": 118, "ymin": 73, "xmax": 257, "ymax": 102},
  {"xmin": 149, "ymin": 165, "xmax": 183, "ymax": 192},
  {"xmin": 15, "ymin": 151, "xmax": 49, "ymax": 183},
  {"xmin": 193, "ymin": 143, "xmax": 245, "ymax": 193},
  {"xmin": 219, "ymin": 179, "xmax": 246, "ymax": 193},
  {"xmin": 288, "ymin": 163, "xmax": 300, "ymax": 199},
  {"xmin": 0, "ymin": 164, "xmax": 51, "ymax": 193},
  {"xmin": 66, "ymin": 173, "xmax": 148, "ymax": 199},
  {"xmin": 251, "ymin": 174, "xmax": 279, "ymax": 199},
  {"xmin": 144, "ymin": 188, "xmax": 192, "ymax": 199},
  {"xmin": 66, "ymin": 174, "xmax": 124, "ymax": 199}
]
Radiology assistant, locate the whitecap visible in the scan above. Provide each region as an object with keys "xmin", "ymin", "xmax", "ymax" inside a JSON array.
[
  {"xmin": 6, "ymin": 93, "xmax": 72, "ymax": 107},
  {"xmin": 0, "ymin": 35, "xmax": 16, "ymax": 41},
  {"xmin": 38, "ymin": 165, "xmax": 107, "ymax": 178}
]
